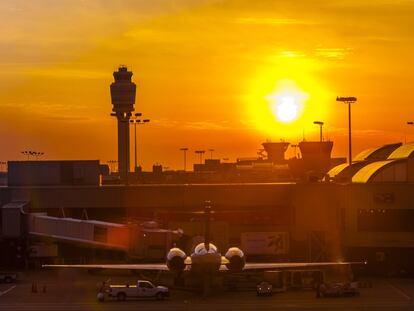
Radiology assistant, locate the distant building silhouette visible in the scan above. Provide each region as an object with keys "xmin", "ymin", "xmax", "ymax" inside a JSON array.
[{"xmin": 262, "ymin": 142, "xmax": 290, "ymax": 165}]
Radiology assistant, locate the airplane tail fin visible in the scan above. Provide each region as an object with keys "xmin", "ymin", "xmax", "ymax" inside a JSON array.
[{"xmin": 204, "ymin": 201, "xmax": 212, "ymax": 251}]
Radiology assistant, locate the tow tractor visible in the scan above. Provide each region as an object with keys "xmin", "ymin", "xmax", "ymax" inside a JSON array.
[
  {"xmin": 98, "ymin": 280, "xmax": 169, "ymax": 302},
  {"xmin": 319, "ymin": 281, "xmax": 360, "ymax": 297},
  {"xmin": 256, "ymin": 281, "xmax": 273, "ymax": 296}
]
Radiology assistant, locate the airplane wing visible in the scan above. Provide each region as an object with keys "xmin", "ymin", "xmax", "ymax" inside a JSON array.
[
  {"xmin": 42, "ymin": 264, "xmax": 170, "ymax": 270},
  {"xmin": 43, "ymin": 257, "xmax": 193, "ymax": 271},
  {"xmin": 219, "ymin": 261, "xmax": 366, "ymax": 271}
]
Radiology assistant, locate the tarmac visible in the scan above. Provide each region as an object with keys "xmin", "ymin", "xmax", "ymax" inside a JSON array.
[{"xmin": 1, "ymin": 270, "xmax": 414, "ymax": 310}]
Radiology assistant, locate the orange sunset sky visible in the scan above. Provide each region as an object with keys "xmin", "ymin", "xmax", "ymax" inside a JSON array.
[{"xmin": 1, "ymin": 0, "xmax": 414, "ymax": 170}]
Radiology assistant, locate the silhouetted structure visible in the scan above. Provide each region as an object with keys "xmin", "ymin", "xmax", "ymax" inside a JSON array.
[
  {"xmin": 262, "ymin": 142, "xmax": 290, "ymax": 164},
  {"xmin": 110, "ymin": 66, "xmax": 136, "ymax": 180},
  {"xmin": 7, "ymin": 161, "xmax": 100, "ymax": 186},
  {"xmin": 299, "ymin": 141, "xmax": 334, "ymax": 179}
]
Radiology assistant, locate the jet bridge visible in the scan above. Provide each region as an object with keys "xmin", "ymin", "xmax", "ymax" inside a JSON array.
[
  {"xmin": 28, "ymin": 213, "xmax": 130, "ymax": 250},
  {"xmin": 1, "ymin": 202, "xmax": 182, "ymax": 261}
]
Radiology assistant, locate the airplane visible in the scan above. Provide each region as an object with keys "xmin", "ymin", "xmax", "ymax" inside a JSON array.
[{"xmin": 43, "ymin": 202, "xmax": 365, "ymax": 283}]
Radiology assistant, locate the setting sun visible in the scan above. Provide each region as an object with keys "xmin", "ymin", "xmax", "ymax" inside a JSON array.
[
  {"xmin": 268, "ymin": 92, "xmax": 304, "ymax": 123},
  {"xmin": 275, "ymin": 97, "xmax": 298, "ymax": 122}
]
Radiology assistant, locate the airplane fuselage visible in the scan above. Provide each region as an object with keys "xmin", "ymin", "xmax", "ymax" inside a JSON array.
[{"xmin": 189, "ymin": 243, "xmax": 222, "ymax": 274}]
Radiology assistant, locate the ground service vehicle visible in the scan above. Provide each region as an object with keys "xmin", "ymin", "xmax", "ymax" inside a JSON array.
[
  {"xmin": 0, "ymin": 272, "xmax": 17, "ymax": 283},
  {"xmin": 257, "ymin": 281, "xmax": 273, "ymax": 296},
  {"xmin": 106, "ymin": 280, "xmax": 169, "ymax": 301},
  {"xmin": 320, "ymin": 282, "xmax": 359, "ymax": 297}
]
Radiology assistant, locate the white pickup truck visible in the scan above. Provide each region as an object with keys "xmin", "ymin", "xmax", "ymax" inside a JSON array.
[{"xmin": 105, "ymin": 280, "xmax": 169, "ymax": 301}]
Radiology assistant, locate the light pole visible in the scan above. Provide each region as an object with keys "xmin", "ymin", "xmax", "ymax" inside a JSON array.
[
  {"xmin": 130, "ymin": 113, "xmax": 150, "ymax": 172},
  {"xmin": 21, "ymin": 150, "xmax": 44, "ymax": 160},
  {"xmin": 33, "ymin": 152, "xmax": 44, "ymax": 160},
  {"xmin": 407, "ymin": 122, "xmax": 414, "ymax": 144},
  {"xmin": 313, "ymin": 121, "xmax": 324, "ymax": 142},
  {"xmin": 179, "ymin": 148, "xmax": 188, "ymax": 171},
  {"xmin": 21, "ymin": 151, "xmax": 30, "ymax": 160},
  {"xmin": 336, "ymin": 96, "xmax": 357, "ymax": 164},
  {"xmin": 195, "ymin": 150, "xmax": 205, "ymax": 164}
]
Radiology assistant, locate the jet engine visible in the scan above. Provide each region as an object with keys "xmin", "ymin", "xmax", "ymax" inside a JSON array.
[
  {"xmin": 225, "ymin": 247, "xmax": 245, "ymax": 272},
  {"xmin": 166, "ymin": 248, "xmax": 187, "ymax": 272}
]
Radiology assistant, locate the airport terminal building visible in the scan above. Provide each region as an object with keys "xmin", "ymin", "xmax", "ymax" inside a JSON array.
[
  {"xmin": 1, "ymin": 67, "xmax": 414, "ymax": 275},
  {"xmin": 1, "ymin": 142, "xmax": 414, "ymax": 275}
]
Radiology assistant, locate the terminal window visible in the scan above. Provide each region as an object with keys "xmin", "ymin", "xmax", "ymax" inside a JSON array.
[{"xmin": 357, "ymin": 209, "xmax": 414, "ymax": 232}]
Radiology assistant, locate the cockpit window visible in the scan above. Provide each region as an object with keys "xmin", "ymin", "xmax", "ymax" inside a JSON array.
[{"xmin": 194, "ymin": 243, "xmax": 218, "ymax": 255}]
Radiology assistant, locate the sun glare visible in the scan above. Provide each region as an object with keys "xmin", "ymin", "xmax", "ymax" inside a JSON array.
[
  {"xmin": 265, "ymin": 82, "xmax": 309, "ymax": 125},
  {"xmin": 244, "ymin": 57, "xmax": 332, "ymax": 139},
  {"xmin": 269, "ymin": 94, "xmax": 301, "ymax": 123}
]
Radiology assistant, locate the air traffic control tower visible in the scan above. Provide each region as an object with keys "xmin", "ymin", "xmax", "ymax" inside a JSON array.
[{"xmin": 110, "ymin": 66, "xmax": 136, "ymax": 179}]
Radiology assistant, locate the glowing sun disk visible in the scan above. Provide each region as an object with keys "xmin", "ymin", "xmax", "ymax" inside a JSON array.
[{"xmin": 273, "ymin": 96, "xmax": 299, "ymax": 122}]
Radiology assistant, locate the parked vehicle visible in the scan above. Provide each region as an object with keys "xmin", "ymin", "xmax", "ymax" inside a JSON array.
[
  {"xmin": 319, "ymin": 282, "xmax": 359, "ymax": 297},
  {"xmin": 102, "ymin": 280, "xmax": 169, "ymax": 301},
  {"xmin": 0, "ymin": 272, "xmax": 18, "ymax": 283},
  {"xmin": 257, "ymin": 281, "xmax": 273, "ymax": 296}
]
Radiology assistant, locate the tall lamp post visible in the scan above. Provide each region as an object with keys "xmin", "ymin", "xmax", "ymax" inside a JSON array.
[
  {"xmin": 313, "ymin": 121, "xmax": 324, "ymax": 142},
  {"xmin": 179, "ymin": 148, "xmax": 189, "ymax": 171},
  {"xmin": 208, "ymin": 149, "xmax": 215, "ymax": 159},
  {"xmin": 407, "ymin": 122, "xmax": 414, "ymax": 144},
  {"xmin": 195, "ymin": 150, "xmax": 205, "ymax": 164},
  {"xmin": 130, "ymin": 113, "xmax": 150, "ymax": 172},
  {"xmin": 336, "ymin": 96, "xmax": 357, "ymax": 164},
  {"xmin": 21, "ymin": 150, "xmax": 44, "ymax": 160}
]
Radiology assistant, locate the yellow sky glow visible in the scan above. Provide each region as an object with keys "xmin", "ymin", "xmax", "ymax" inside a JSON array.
[{"xmin": 1, "ymin": 0, "xmax": 414, "ymax": 169}]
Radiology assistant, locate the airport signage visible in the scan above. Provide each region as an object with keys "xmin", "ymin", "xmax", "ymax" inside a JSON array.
[{"xmin": 241, "ymin": 232, "xmax": 289, "ymax": 255}]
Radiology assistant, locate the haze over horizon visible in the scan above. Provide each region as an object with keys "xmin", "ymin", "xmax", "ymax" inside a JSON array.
[{"xmin": 1, "ymin": 0, "xmax": 414, "ymax": 170}]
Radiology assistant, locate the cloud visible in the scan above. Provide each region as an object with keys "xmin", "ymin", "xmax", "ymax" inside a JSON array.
[
  {"xmin": 314, "ymin": 48, "xmax": 353, "ymax": 60},
  {"xmin": 233, "ymin": 17, "xmax": 314, "ymax": 26},
  {"xmin": 329, "ymin": 127, "xmax": 391, "ymax": 137},
  {"xmin": 25, "ymin": 67, "xmax": 108, "ymax": 79},
  {"xmin": 152, "ymin": 119, "xmax": 243, "ymax": 131},
  {"xmin": 183, "ymin": 121, "xmax": 229, "ymax": 130},
  {"xmin": 41, "ymin": 115, "xmax": 90, "ymax": 122},
  {"xmin": 279, "ymin": 50, "xmax": 307, "ymax": 58}
]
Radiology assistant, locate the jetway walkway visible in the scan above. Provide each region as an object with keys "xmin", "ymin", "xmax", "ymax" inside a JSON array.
[
  {"xmin": 1, "ymin": 202, "xmax": 181, "ymax": 259},
  {"xmin": 28, "ymin": 213, "xmax": 130, "ymax": 250}
]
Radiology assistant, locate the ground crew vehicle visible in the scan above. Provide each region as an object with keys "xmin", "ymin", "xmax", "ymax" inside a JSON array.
[
  {"xmin": 320, "ymin": 281, "xmax": 359, "ymax": 297},
  {"xmin": 106, "ymin": 280, "xmax": 169, "ymax": 301},
  {"xmin": 0, "ymin": 272, "xmax": 17, "ymax": 283},
  {"xmin": 256, "ymin": 281, "xmax": 273, "ymax": 296}
]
